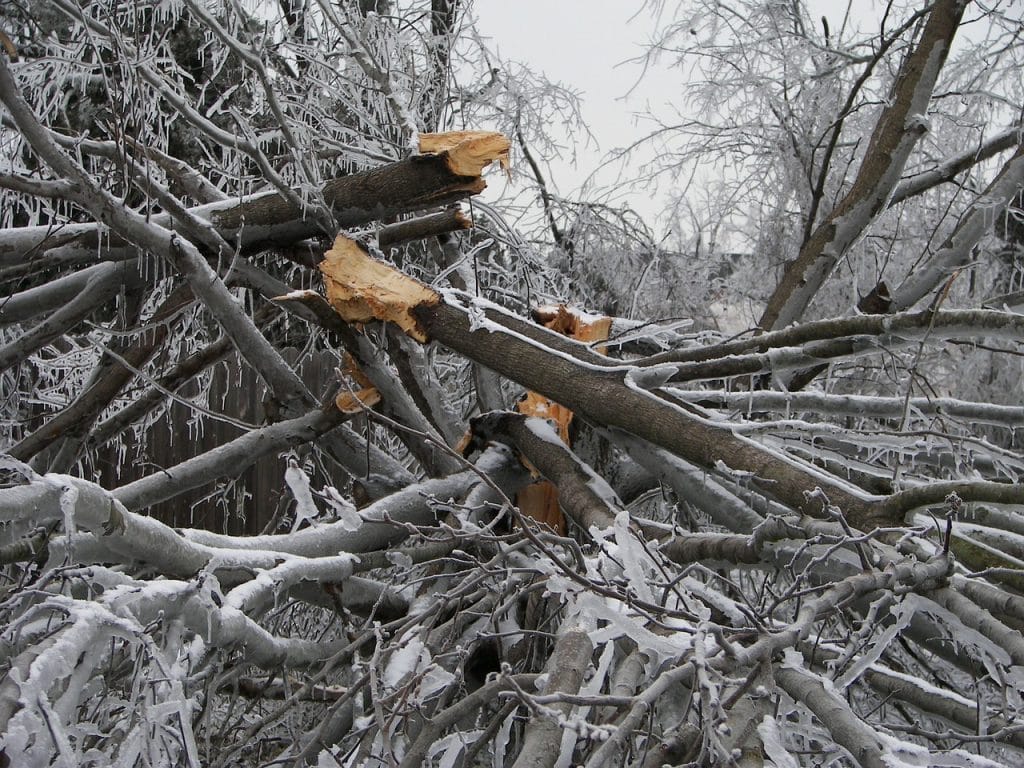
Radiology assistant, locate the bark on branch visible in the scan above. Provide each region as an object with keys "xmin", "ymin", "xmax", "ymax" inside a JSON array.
[
  {"xmin": 320, "ymin": 237, "xmax": 929, "ymax": 531},
  {"xmin": 511, "ymin": 627, "xmax": 594, "ymax": 768},
  {"xmin": 0, "ymin": 131, "xmax": 507, "ymax": 265},
  {"xmin": 759, "ymin": 0, "xmax": 968, "ymax": 331}
]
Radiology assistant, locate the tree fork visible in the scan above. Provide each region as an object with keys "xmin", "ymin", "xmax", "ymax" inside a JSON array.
[{"xmin": 758, "ymin": 0, "xmax": 968, "ymax": 331}]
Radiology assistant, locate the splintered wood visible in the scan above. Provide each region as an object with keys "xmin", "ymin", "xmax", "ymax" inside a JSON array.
[
  {"xmin": 533, "ymin": 304, "xmax": 613, "ymax": 348},
  {"xmin": 319, "ymin": 131, "xmax": 510, "ymax": 345},
  {"xmin": 335, "ymin": 353, "xmax": 382, "ymax": 414},
  {"xmin": 516, "ymin": 306, "xmax": 611, "ymax": 535},
  {"xmin": 320, "ymin": 236, "xmax": 440, "ymax": 342},
  {"xmin": 518, "ymin": 305, "xmax": 613, "ymax": 443},
  {"xmin": 418, "ymin": 131, "xmax": 511, "ymax": 177}
]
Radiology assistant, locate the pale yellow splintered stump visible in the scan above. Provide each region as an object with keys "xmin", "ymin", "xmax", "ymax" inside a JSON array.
[{"xmin": 320, "ymin": 236, "xmax": 440, "ymax": 342}]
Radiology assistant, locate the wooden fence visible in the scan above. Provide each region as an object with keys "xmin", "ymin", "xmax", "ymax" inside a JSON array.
[{"xmin": 96, "ymin": 349, "xmax": 348, "ymax": 534}]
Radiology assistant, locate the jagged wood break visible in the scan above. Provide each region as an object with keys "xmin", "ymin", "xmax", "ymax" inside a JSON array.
[
  {"xmin": 320, "ymin": 240, "xmax": 1024, "ymax": 535},
  {"xmin": 515, "ymin": 306, "xmax": 612, "ymax": 534}
]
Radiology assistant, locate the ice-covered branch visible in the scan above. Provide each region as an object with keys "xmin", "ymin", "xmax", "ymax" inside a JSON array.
[
  {"xmin": 511, "ymin": 627, "xmax": 594, "ymax": 768},
  {"xmin": 890, "ymin": 123, "xmax": 1023, "ymax": 206},
  {"xmin": 111, "ymin": 406, "xmax": 348, "ymax": 511},
  {"xmin": 892, "ymin": 141, "xmax": 1024, "ymax": 310},
  {"xmin": 666, "ymin": 389, "xmax": 1024, "ymax": 427},
  {"xmin": 0, "ymin": 261, "xmax": 121, "ymax": 370},
  {"xmin": 759, "ymin": 0, "xmax": 969, "ymax": 330},
  {"xmin": 774, "ymin": 665, "xmax": 887, "ymax": 768}
]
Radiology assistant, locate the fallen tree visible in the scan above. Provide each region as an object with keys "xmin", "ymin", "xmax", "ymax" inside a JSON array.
[{"xmin": 3, "ymin": 0, "xmax": 1024, "ymax": 766}]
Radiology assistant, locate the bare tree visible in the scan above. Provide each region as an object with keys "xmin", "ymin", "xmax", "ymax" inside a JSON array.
[{"xmin": 2, "ymin": 1, "xmax": 1024, "ymax": 766}]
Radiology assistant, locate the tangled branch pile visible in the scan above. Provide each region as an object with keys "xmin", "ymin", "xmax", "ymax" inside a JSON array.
[{"xmin": 2, "ymin": 0, "xmax": 1024, "ymax": 766}]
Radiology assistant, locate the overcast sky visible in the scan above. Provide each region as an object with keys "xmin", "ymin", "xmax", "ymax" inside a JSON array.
[
  {"xmin": 471, "ymin": 0, "xmax": 889, "ymax": 236},
  {"xmin": 473, "ymin": 1, "xmax": 666, "ymax": 222}
]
